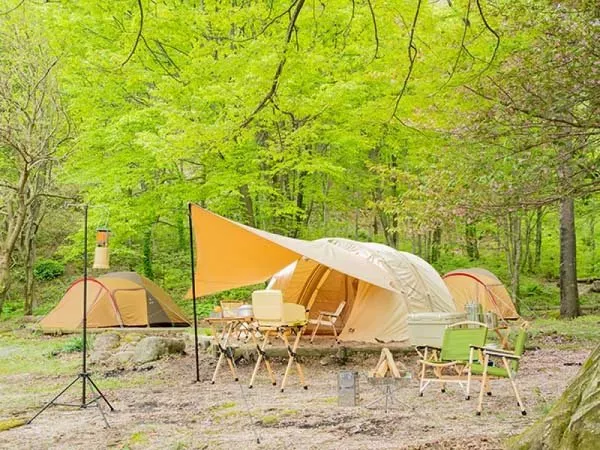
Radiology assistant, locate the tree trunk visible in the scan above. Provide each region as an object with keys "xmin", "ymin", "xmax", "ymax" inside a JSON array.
[
  {"xmin": 534, "ymin": 207, "xmax": 544, "ymax": 270},
  {"xmin": 465, "ymin": 220, "xmax": 479, "ymax": 260},
  {"xmin": 431, "ymin": 227, "xmax": 442, "ymax": 264},
  {"xmin": 143, "ymin": 228, "xmax": 154, "ymax": 280},
  {"xmin": 523, "ymin": 212, "xmax": 532, "ymax": 272},
  {"xmin": 506, "ymin": 213, "xmax": 522, "ymax": 313},
  {"xmin": 559, "ymin": 196, "xmax": 580, "ymax": 318},
  {"xmin": 509, "ymin": 344, "xmax": 600, "ymax": 449},
  {"xmin": 239, "ymin": 184, "xmax": 256, "ymax": 228},
  {"xmin": 0, "ymin": 254, "xmax": 11, "ymax": 314}
]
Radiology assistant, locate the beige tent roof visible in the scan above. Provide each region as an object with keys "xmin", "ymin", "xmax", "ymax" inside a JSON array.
[
  {"xmin": 190, "ymin": 205, "xmax": 455, "ymax": 342},
  {"xmin": 40, "ymin": 272, "xmax": 190, "ymax": 329},
  {"xmin": 443, "ymin": 268, "xmax": 519, "ymax": 319}
]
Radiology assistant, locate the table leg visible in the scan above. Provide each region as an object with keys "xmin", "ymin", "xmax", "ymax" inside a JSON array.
[
  {"xmin": 249, "ymin": 329, "xmax": 275, "ymax": 388},
  {"xmin": 280, "ymin": 327, "xmax": 307, "ymax": 392}
]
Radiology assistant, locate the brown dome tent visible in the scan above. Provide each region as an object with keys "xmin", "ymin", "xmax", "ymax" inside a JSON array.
[
  {"xmin": 40, "ymin": 272, "xmax": 189, "ymax": 329},
  {"xmin": 443, "ymin": 268, "xmax": 519, "ymax": 319}
]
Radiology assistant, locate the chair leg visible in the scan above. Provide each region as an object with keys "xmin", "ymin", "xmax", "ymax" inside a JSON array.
[
  {"xmin": 310, "ymin": 318, "xmax": 321, "ymax": 343},
  {"xmin": 418, "ymin": 363, "xmax": 427, "ymax": 396},
  {"xmin": 476, "ymin": 354, "xmax": 490, "ymax": 415},
  {"xmin": 502, "ymin": 357, "xmax": 526, "ymax": 415},
  {"xmin": 331, "ymin": 323, "xmax": 339, "ymax": 345}
]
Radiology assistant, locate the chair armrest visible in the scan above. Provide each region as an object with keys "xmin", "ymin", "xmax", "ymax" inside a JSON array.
[
  {"xmin": 319, "ymin": 311, "xmax": 338, "ymax": 317},
  {"xmin": 484, "ymin": 349, "xmax": 521, "ymax": 360},
  {"xmin": 417, "ymin": 345, "xmax": 441, "ymax": 351},
  {"xmin": 469, "ymin": 345, "xmax": 487, "ymax": 350}
]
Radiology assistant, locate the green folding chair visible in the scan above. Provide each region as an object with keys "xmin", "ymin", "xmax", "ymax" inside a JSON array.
[
  {"xmin": 468, "ymin": 326, "xmax": 528, "ymax": 415},
  {"xmin": 418, "ymin": 321, "xmax": 488, "ymax": 397}
]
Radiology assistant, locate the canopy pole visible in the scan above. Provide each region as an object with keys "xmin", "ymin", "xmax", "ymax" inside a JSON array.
[
  {"xmin": 306, "ymin": 268, "xmax": 332, "ymax": 312},
  {"xmin": 188, "ymin": 203, "xmax": 200, "ymax": 383}
]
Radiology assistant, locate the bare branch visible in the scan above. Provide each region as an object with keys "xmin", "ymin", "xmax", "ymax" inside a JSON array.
[
  {"xmin": 390, "ymin": 0, "xmax": 422, "ymax": 121},
  {"xmin": 121, "ymin": 0, "xmax": 144, "ymax": 68},
  {"xmin": 365, "ymin": 0, "xmax": 380, "ymax": 61},
  {"xmin": 240, "ymin": 0, "xmax": 307, "ymax": 128}
]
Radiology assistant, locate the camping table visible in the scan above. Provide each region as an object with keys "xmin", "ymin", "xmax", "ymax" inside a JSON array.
[{"xmin": 204, "ymin": 317, "xmax": 254, "ymax": 384}]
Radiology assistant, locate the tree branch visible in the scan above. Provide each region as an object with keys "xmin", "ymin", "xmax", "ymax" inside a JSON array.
[
  {"xmin": 121, "ymin": 0, "xmax": 144, "ymax": 68},
  {"xmin": 240, "ymin": 0, "xmax": 306, "ymax": 128},
  {"xmin": 391, "ymin": 0, "xmax": 422, "ymax": 121}
]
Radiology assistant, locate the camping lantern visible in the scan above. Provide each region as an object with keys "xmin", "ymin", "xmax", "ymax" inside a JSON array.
[{"xmin": 93, "ymin": 228, "xmax": 110, "ymax": 269}]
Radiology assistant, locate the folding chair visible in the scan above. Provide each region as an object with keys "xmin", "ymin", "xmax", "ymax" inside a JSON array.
[
  {"xmin": 249, "ymin": 290, "xmax": 308, "ymax": 392},
  {"xmin": 309, "ymin": 301, "xmax": 346, "ymax": 344},
  {"xmin": 468, "ymin": 326, "xmax": 528, "ymax": 415},
  {"xmin": 417, "ymin": 321, "xmax": 488, "ymax": 397}
]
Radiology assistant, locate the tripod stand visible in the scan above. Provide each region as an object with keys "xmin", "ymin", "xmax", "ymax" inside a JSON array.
[{"xmin": 28, "ymin": 204, "xmax": 114, "ymax": 425}]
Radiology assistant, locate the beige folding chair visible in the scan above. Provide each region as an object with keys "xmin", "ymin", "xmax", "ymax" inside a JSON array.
[
  {"xmin": 249, "ymin": 290, "xmax": 308, "ymax": 392},
  {"xmin": 309, "ymin": 301, "xmax": 346, "ymax": 344}
]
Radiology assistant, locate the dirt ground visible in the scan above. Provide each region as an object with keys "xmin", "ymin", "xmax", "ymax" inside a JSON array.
[{"xmin": 0, "ymin": 339, "xmax": 591, "ymax": 450}]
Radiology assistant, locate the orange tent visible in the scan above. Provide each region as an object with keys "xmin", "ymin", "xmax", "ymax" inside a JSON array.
[
  {"xmin": 40, "ymin": 272, "xmax": 189, "ymax": 329},
  {"xmin": 443, "ymin": 268, "xmax": 519, "ymax": 319}
]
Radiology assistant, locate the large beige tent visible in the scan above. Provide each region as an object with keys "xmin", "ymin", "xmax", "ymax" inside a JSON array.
[
  {"xmin": 189, "ymin": 205, "xmax": 455, "ymax": 342},
  {"xmin": 443, "ymin": 268, "xmax": 519, "ymax": 319},
  {"xmin": 40, "ymin": 272, "xmax": 190, "ymax": 329}
]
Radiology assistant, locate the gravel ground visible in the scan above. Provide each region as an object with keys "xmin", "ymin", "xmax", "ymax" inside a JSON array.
[{"xmin": 0, "ymin": 343, "xmax": 591, "ymax": 450}]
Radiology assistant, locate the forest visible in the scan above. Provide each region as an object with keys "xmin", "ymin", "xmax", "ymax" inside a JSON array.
[{"xmin": 0, "ymin": 0, "xmax": 598, "ymax": 320}]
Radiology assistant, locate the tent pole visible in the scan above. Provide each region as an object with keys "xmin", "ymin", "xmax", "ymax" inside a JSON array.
[{"xmin": 188, "ymin": 203, "xmax": 200, "ymax": 383}]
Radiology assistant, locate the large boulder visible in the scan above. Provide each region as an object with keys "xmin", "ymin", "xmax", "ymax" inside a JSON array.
[
  {"xmin": 508, "ymin": 344, "xmax": 600, "ymax": 449},
  {"xmin": 133, "ymin": 337, "xmax": 186, "ymax": 364},
  {"xmin": 93, "ymin": 332, "xmax": 121, "ymax": 351}
]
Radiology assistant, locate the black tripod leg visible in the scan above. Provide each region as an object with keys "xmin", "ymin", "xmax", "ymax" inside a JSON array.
[
  {"xmin": 85, "ymin": 375, "xmax": 114, "ymax": 411},
  {"xmin": 85, "ymin": 377, "xmax": 111, "ymax": 428},
  {"xmin": 28, "ymin": 375, "xmax": 81, "ymax": 424}
]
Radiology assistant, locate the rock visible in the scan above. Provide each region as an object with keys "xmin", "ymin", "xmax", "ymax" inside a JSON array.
[
  {"xmin": 89, "ymin": 350, "xmax": 112, "ymax": 365},
  {"xmin": 319, "ymin": 357, "xmax": 330, "ymax": 366},
  {"xmin": 114, "ymin": 351, "xmax": 134, "ymax": 365},
  {"xmin": 198, "ymin": 335, "xmax": 213, "ymax": 350},
  {"xmin": 133, "ymin": 337, "xmax": 186, "ymax": 364},
  {"xmin": 93, "ymin": 332, "xmax": 121, "ymax": 351},
  {"xmin": 591, "ymin": 280, "xmax": 600, "ymax": 293}
]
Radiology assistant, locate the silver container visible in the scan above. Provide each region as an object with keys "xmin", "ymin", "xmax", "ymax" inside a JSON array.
[
  {"xmin": 238, "ymin": 304, "xmax": 253, "ymax": 317},
  {"xmin": 465, "ymin": 302, "xmax": 483, "ymax": 325},
  {"xmin": 485, "ymin": 311, "xmax": 498, "ymax": 329}
]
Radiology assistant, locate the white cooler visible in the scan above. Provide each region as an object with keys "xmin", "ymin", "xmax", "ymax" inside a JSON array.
[{"xmin": 407, "ymin": 312, "xmax": 467, "ymax": 347}]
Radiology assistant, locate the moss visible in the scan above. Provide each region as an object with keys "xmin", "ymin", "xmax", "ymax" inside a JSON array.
[
  {"xmin": 507, "ymin": 344, "xmax": 600, "ymax": 450},
  {"xmin": 260, "ymin": 415, "xmax": 279, "ymax": 426},
  {"xmin": 0, "ymin": 418, "xmax": 26, "ymax": 431}
]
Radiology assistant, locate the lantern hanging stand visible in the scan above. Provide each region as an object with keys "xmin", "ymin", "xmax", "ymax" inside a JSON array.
[{"xmin": 29, "ymin": 204, "xmax": 114, "ymax": 426}]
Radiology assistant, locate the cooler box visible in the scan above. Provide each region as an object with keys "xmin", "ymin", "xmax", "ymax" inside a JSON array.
[{"xmin": 407, "ymin": 312, "xmax": 467, "ymax": 347}]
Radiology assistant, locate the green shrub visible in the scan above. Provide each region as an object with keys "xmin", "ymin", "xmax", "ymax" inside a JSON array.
[
  {"xmin": 57, "ymin": 336, "xmax": 86, "ymax": 354},
  {"xmin": 33, "ymin": 259, "xmax": 64, "ymax": 281}
]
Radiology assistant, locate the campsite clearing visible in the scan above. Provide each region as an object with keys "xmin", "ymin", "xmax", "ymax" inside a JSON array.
[{"xmin": 0, "ymin": 318, "xmax": 596, "ymax": 450}]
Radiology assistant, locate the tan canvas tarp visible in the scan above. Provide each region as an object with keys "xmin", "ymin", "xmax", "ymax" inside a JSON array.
[
  {"xmin": 443, "ymin": 268, "xmax": 519, "ymax": 319},
  {"xmin": 190, "ymin": 206, "xmax": 401, "ymax": 296},
  {"xmin": 40, "ymin": 272, "xmax": 189, "ymax": 329},
  {"xmin": 190, "ymin": 205, "xmax": 455, "ymax": 342}
]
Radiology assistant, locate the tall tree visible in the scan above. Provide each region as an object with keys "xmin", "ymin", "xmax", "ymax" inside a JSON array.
[{"xmin": 0, "ymin": 22, "xmax": 69, "ymax": 313}]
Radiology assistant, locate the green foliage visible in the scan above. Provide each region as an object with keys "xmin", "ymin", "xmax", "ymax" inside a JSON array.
[
  {"xmin": 33, "ymin": 259, "xmax": 65, "ymax": 281},
  {"xmin": 0, "ymin": 0, "xmax": 597, "ymax": 321},
  {"xmin": 52, "ymin": 336, "xmax": 87, "ymax": 355}
]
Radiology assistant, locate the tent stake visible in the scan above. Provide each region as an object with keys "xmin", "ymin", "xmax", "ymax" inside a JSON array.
[{"xmin": 188, "ymin": 203, "xmax": 201, "ymax": 383}]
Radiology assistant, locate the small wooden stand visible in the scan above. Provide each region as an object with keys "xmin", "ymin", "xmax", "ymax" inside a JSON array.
[{"xmin": 370, "ymin": 348, "xmax": 406, "ymax": 378}]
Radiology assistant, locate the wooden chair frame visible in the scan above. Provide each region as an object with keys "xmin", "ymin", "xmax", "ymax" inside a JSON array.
[
  {"xmin": 309, "ymin": 301, "xmax": 346, "ymax": 344},
  {"xmin": 417, "ymin": 321, "xmax": 488, "ymax": 397}
]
